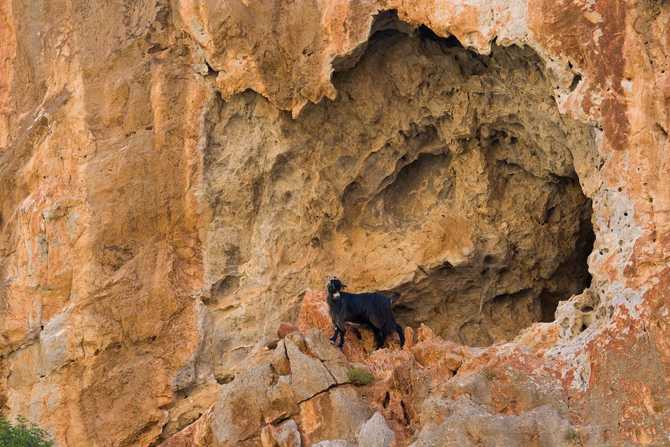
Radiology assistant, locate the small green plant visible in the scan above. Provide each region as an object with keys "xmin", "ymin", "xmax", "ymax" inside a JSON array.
[
  {"xmin": 0, "ymin": 415, "xmax": 54, "ymax": 447},
  {"xmin": 564, "ymin": 428, "xmax": 579, "ymax": 444},
  {"xmin": 483, "ymin": 369, "xmax": 496, "ymax": 381},
  {"xmin": 347, "ymin": 368, "xmax": 375, "ymax": 386}
]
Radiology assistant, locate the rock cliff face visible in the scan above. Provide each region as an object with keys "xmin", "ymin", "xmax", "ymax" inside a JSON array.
[{"xmin": 0, "ymin": 0, "xmax": 669, "ymax": 446}]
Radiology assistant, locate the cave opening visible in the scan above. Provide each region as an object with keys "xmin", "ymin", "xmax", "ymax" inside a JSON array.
[
  {"xmin": 329, "ymin": 14, "xmax": 597, "ymax": 347},
  {"xmin": 204, "ymin": 11, "xmax": 598, "ymax": 350}
]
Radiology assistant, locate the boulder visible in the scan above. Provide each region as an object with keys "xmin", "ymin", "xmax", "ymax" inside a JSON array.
[
  {"xmin": 261, "ymin": 375, "xmax": 300, "ymax": 425},
  {"xmin": 260, "ymin": 419, "xmax": 301, "ymax": 447},
  {"xmin": 210, "ymin": 364, "xmax": 274, "ymax": 446},
  {"xmin": 358, "ymin": 413, "xmax": 396, "ymax": 447},
  {"xmin": 298, "ymin": 386, "xmax": 373, "ymax": 445},
  {"xmin": 285, "ymin": 338, "xmax": 336, "ymax": 402}
]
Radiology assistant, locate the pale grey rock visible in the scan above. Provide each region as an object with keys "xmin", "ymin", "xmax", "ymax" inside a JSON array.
[
  {"xmin": 285, "ymin": 338, "xmax": 336, "ymax": 401},
  {"xmin": 411, "ymin": 396, "xmax": 573, "ymax": 447},
  {"xmin": 275, "ymin": 419, "xmax": 301, "ymax": 447},
  {"xmin": 358, "ymin": 413, "xmax": 395, "ymax": 447},
  {"xmin": 210, "ymin": 364, "xmax": 274, "ymax": 447},
  {"xmin": 304, "ymin": 329, "xmax": 351, "ymax": 384},
  {"xmin": 311, "ymin": 440, "xmax": 355, "ymax": 447}
]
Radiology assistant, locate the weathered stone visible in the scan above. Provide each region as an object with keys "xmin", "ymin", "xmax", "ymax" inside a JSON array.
[
  {"xmin": 260, "ymin": 425, "xmax": 276, "ymax": 447},
  {"xmin": 285, "ymin": 338, "xmax": 336, "ymax": 402},
  {"xmin": 304, "ymin": 329, "xmax": 351, "ymax": 384},
  {"xmin": 323, "ymin": 360, "xmax": 352, "ymax": 386},
  {"xmin": 270, "ymin": 340, "xmax": 291, "ymax": 376},
  {"xmin": 365, "ymin": 350, "xmax": 427, "ymax": 443},
  {"xmin": 298, "ymin": 386, "xmax": 373, "ymax": 446},
  {"xmin": 2, "ymin": 1, "xmax": 670, "ymax": 446},
  {"xmin": 275, "ymin": 419, "xmax": 301, "ymax": 447},
  {"xmin": 277, "ymin": 323, "xmax": 299, "ymax": 340},
  {"xmin": 297, "ymin": 290, "xmax": 334, "ymax": 337},
  {"xmin": 211, "ymin": 364, "xmax": 275, "ymax": 447},
  {"xmin": 260, "ymin": 419, "xmax": 301, "ymax": 447},
  {"xmin": 358, "ymin": 413, "xmax": 396, "ymax": 447},
  {"xmin": 311, "ymin": 441, "xmax": 354, "ymax": 447},
  {"xmin": 304, "ymin": 328, "xmax": 345, "ymax": 362},
  {"xmin": 285, "ymin": 332, "xmax": 308, "ymax": 355},
  {"xmin": 409, "ymin": 327, "xmax": 464, "ymax": 387},
  {"xmin": 260, "ymin": 376, "xmax": 299, "ymax": 425},
  {"xmin": 411, "ymin": 396, "xmax": 573, "ymax": 447},
  {"xmin": 159, "ymin": 433, "xmax": 198, "ymax": 447}
]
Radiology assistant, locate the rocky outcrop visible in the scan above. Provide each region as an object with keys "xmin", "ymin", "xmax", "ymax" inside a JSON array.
[
  {"xmin": 0, "ymin": 0, "xmax": 668, "ymax": 446},
  {"xmin": 161, "ymin": 290, "xmax": 578, "ymax": 446}
]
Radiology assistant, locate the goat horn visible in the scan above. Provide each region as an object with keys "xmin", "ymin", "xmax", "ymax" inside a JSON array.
[{"xmin": 321, "ymin": 274, "xmax": 336, "ymax": 283}]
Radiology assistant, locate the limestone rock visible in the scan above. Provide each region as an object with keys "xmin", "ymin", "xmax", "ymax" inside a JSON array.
[
  {"xmin": 410, "ymin": 325, "xmax": 464, "ymax": 385},
  {"xmin": 311, "ymin": 441, "xmax": 354, "ymax": 447},
  {"xmin": 303, "ymin": 328, "xmax": 344, "ymax": 363},
  {"xmin": 275, "ymin": 420, "xmax": 301, "ymax": 447},
  {"xmin": 277, "ymin": 323, "xmax": 299, "ymax": 340},
  {"xmin": 2, "ymin": 0, "xmax": 670, "ymax": 446},
  {"xmin": 358, "ymin": 413, "xmax": 396, "ymax": 447},
  {"xmin": 270, "ymin": 340, "xmax": 291, "ymax": 376},
  {"xmin": 160, "ymin": 434, "xmax": 198, "ymax": 447},
  {"xmin": 261, "ymin": 376, "xmax": 300, "ymax": 425},
  {"xmin": 298, "ymin": 386, "xmax": 373, "ymax": 446},
  {"xmin": 411, "ymin": 396, "xmax": 573, "ymax": 447},
  {"xmin": 261, "ymin": 419, "xmax": 301, "ymax": 447},
  {"xmin": 285, "ymin": 338, "xmax": 336, "ymax": 402},
  {"xmin": 304, "ymin": 329, "xmax": 351, "ymax": 384},
  {"xmin": 210, "ymin": 364, "xmax": 275, "ymax": 446}
]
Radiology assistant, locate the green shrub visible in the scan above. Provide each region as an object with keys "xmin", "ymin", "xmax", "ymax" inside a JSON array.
[
  {"xmin": 347, "ymin": 368, "xmax": 375, "ymax": 386},
  {"xmin": 0, "ymin": 415, "xmax": 54, "ymax": 447},
  {"xmin": 564, "ymin": 428, "xmax": 579, "ymax": 444}
]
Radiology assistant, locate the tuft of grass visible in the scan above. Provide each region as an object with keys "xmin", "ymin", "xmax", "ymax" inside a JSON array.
[
  {"xmin": 0, "ymin": 415, "xmax": 54, "ymax": 447},
  {"xmin": 483, "ymin": 369, "xmax": 496, "ymax": 381},
  {"xmin": 347, "ymin": 368, "xmax": 375, "ymax": 386},
  {"xmin": 564, "ymin": 428, "xmax": 579, "ymax": 444}
]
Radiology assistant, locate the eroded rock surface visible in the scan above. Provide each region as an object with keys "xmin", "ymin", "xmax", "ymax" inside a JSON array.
[
  {"xmin": 204, "ymin": 29, "xmax": 596, "ymax": 353},
  {"xmin": 1, "ymin": 0, "xmax": 669, "ymax": 446},
  {"xmin": 161, "ymin": 290, "xmax": 577, "ymax": 446}
]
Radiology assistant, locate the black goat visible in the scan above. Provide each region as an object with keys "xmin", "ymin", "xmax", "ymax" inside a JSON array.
[{"xmin": 326, "ymin": 278, "xmax": 405, "ymax": 350}]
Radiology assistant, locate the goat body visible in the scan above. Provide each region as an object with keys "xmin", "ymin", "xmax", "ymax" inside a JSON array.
[{"xmin": 326, "ymin": 279, "xmax": 405, "ymax": 350}]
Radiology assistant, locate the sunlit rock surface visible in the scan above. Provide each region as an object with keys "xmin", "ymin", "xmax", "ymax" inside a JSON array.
[{"xmin": 1, "ymin": 0, "xmax": 669, "ymax": 445}]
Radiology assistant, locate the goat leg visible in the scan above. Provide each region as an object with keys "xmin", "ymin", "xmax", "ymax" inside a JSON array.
[
  {"xmin": 395, "ymin": 324, "xmax": 405, "ymax": 348},
  {"xmin": 372, "ymin": 327, "xmax": 383, "ymax": 350},
  {"xmin": 329, "ymin": 327, "xmax": 340, "ymax": 343},
  {"xmin": 375, "ymin": 330, "xmax": 386, "ymax": 350},
  {"xmin": 336, "ymin": 327, "xmax": 346, "ymax": 348}
]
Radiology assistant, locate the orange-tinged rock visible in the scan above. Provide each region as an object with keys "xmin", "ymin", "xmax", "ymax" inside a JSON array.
[
  {"xmin": 277, "ymin": 323, "xmax": 299, "ymax": 340},
  {"xmin": 297, "ymin": 289, "xmax": 333, "ymax": 336},
  {"xmin": 297, "ymin": 386, "xmax": 373, "ymax": 446},
  {"xmin": 3, "ymin": 0, "xmax": 670, "ymax": 446}
]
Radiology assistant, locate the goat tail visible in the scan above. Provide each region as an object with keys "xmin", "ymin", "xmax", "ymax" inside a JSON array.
[{"xmin": 389, "ymin": 292, "xmax": 400, "ymax": 303}]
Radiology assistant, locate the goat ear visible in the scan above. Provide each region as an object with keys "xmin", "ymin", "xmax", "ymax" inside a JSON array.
[{"xmin": 341, "ymin": 283, "xmax": 347, "ymax": 288}]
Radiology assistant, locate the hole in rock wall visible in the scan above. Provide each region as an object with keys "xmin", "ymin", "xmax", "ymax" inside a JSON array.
[{"xmin": 204, "ymin": 13, "xmax": 597, "ymax": 350}]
